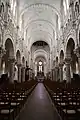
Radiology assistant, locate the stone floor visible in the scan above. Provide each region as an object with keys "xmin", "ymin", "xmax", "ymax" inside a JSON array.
[{"xmin": 16, "ymin": 83, "xmax": 62, "ymax": 120}]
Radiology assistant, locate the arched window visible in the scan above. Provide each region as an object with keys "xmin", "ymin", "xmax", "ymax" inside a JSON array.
[{"xmin": 39, "ymin": 61, "xmax": 42, "ymax": 72}]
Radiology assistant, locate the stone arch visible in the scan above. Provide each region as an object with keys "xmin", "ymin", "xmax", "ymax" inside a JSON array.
[
  {"xmin": 4, "ymin": 38, "xmax": 14, "ymax": 72},
  {"xmin": 66, "ymin": 38, "xmax": 75, "ymax": 58},
  {"xmin": 60, "ymin": 50, "xmax": 64, "ymax": 63},
  {"xmin": 56, "ymin": 56, "xmax": 58, "ymax": 65},
  {"xmin": 30, "ymin": 39, "xmax": 50, "ymax": 51},
  {"xmin": 5, "ymin": 38, "xmax": 14, "ymax": 58},
  {"xmin": 66, "ymin": 38, "xmax": 78, "ymax": 82},
  {"xmin": 59, "ymin": 50, "xmax": 65, "ymax": 82},
  {"xmin": 22, "ymin": 56, "xmax": 25, "ymax": 66},
  {"xmin": 26, "ymin": 60, "xmax": 28, "ymax": 67},
  {"xmin": 35, "ymin": 56, "xmax": 47, "ymax": 77},
  {"xmin": 16, "ymin": 50, "xmax": 21, "ymax": 82},
  {"xmin": 16, "ymin": 50, "xmax": 21, "ymax": 64},
  {"xmin": 2, "ymin": 38, "xmax": 15, "ymax": 82}
]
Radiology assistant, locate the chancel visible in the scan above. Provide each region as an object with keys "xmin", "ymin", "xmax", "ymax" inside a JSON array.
[{"xmin": 0, "ymin": 0, "xmax": 80, "ymax": 120}]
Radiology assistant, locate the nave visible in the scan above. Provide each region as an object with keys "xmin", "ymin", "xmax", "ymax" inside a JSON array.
[
  {"xmin": 0, "ymin": 0, "xmax": 80, "ymax": 120},
  {"xmin": 16, "ymin": 83, "xmax": 61, "ymax": 120}
]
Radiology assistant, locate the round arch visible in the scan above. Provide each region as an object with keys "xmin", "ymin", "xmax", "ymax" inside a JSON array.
[
  {"xmin": 56, "ymin": 56, "xmax": 58, "ymax": 64},
  {"xmin": 66, "ymin": 38, "xmax": 75, "ymax": 58},
  {"xmin": 1, "ymin": 38, "xmax": 15, "ymax": 82},
  {"xmin": 16, "ymin": 50, "xmax": 21, "ymax": 64},
  {"xmin": 30, "ymin": 40, "xmax": 50, "ymax": 52},
  {"xmin": 5, "ymin": 38, "xmax": 14, "ymax": 58},
  {"xmin": 34, "ymin": 55, "xmax": 47, "ymax": 77},
  {"xmin": 22, "ymin": 56, "xmax": 25, "ymax": 66},
  {"xmin": 60, "ymin": 50, "xmax": 64, "ymax": 63},
  {"xmin": 66, "ymin": 38, "xmax": 79, "ymax": 80},
  {"xmin": 20, "ymin": 3, "xmax": 61, "ymax": 18}
]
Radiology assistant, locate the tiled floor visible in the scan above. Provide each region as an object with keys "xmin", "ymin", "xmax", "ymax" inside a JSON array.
[{"xmin": 16, "ymin": 83, "xmax": 61, "ymax": 120}]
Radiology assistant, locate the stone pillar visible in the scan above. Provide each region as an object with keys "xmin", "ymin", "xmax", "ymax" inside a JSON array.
[
  {"xmin": 8, "ymin": 58, "xmax": 15, "ymax": 83},
  {"xmin": 21, "ymin": 67, "xmax": 25, "ymax": 82},
  {"xmin": 55, "ymin": 66, "xmax": 59, "ymax": 81},
  {"xmin": 17, "ymin": 64, "xmax": 22, "ymax": 83},
  {"xmin": 0, "ymin": 54, "xmax": 3, "ymax": 75},
  {"xmin": 52, "ymin": 68, "xmax": 55, "ymax": 81},
  {"xmin": 74, "ymin": 47, "xmax": 80, "ymax": 75},
  {"xmin": 77, "ymin": 57, "xmax": 80, "ymax": 75},
  {"xmin": 53, "ymin": 68, "xmax": 56, "ymax": 81},
  {"xmin": 0, "ymin": 48, "xmax": 6, "ymax": 75},
  {"xmin": 51, "ymin": 69, "xmax": 53, "ymax": 81},
  {"xmin": 65, "ymin": 58, "xmax": 71, "ymax": 83},
  {"xmin": 59, "ymin": 63, "xmax": 63, "ymax": 82},
  {"xmin": 50, "ymin": 69, "xmax": 53, "ymax": 81}
]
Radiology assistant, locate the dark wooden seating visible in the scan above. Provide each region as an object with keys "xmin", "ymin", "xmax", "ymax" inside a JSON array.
[
  {"xmin": 44, "ymin": 80, "xmax": 80, "ymax": 120},
  {"xmin": 0, "ymin": 79, "xmax": 37, "ymax": 120}
]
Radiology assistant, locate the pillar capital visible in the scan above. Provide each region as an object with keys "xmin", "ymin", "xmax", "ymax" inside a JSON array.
[
  {"xmin": 59, "ymin": 62, "xmax": 64, "ymax": 68},
  {"xmin": 74, "ymin": 47, "xmax": 80, "ymax": 58},
  {"xmin": 0, "ymin": 47, "xmax": 6, "ymax": 58},
  {"xmin": 65, "ymin": 58, "xmax": 71, "ymax": 64},
  {"xmin": 22, "ymin": 66, "xmax": 25, "ymax": 69},
  {"xmin": 17, "ymin": 63, "xmax": 22, "ymax": 67},
  {"xmin": 8, "ymin": 58, "xmax": 15, "ymax": 63},
  {"xmin": 70, "ymin": 0, "xmax": 74, "ymax": 6}
]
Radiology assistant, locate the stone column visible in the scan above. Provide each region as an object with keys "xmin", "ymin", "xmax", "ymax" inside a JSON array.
[
  {"xmin": 21, "ymin": 66, "xmax": 25, "ymax": 82},
  {"xmin": 17, "ymin": 64, "xmax": 22, "ymax": 83},
  {"xmin": 0, "ymin": 53, "xmax": 3, "ymax": 75},
  {"xmin": 51, "ymin": 69, "xmax": 53, "ymax": 81},
  {"xmin": 8, "ymin": 58, "xmax": 15, "ymax": 83},
  {"xmin": 55, "ymin": 66, "xmax": 59, "ymax": 81},
  {"xmin": 65, "ymin": 58, "xmax": 71, "ymax": 83},
  {"xmin": 0, "ymin": 48, "xmax": 6, "ymax": 75},
  {"xmin": 74, "ymin": 47, "xmax": 80, "ymax": 75},
  {"xmin": 53, "ymin": 68, "xmax": 56, "ymax": 81},
  {"xmin": 59, "ymin": 63, "xmax": 63, "ymax": 82},
  {"xmin": 77, "ymin": 57, "xmax": 80, "ymax": 75},
  {"xmin": 50, "ymin": 69, "xmax": 53, "ymax": 81},
  {"xmin": 52, "ymin": 68, "xmax": 56, "ymax": 81}
]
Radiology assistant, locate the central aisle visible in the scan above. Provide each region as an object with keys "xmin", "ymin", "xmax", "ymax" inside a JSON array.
[{"xmin": 17, "ymin": 83, "xmax": 61, "ymax": 120}]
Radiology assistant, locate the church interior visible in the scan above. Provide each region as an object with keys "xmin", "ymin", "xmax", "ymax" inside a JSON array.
[{"xmin": 0, "ymin": 0, "xmax": 80, "ymax": 120}]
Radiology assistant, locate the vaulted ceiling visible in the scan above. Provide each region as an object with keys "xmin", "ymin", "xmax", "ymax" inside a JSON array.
[
  {"xmin": 18, "ymin": 0, "xmax": 61, "ymax": 65},
  {"xmin": 19, "ymin": 0, "xmax": 61, "ymax": 45}
]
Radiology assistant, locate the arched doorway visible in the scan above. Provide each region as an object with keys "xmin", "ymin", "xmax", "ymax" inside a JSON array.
[
  {"xmin": 37, "ymin": 60, "xmax": 44, "ymax": 82},
  {"xmin": 34, "ymin": 56, "xmax": 46, "ymax": 82},
  {"xmin": 16, "ymin": 50, "xmax": 21, "ymax": 65},
  {"xmin": 22, "ymin": 56, "xmax": 25, "ymax": 66},
  {"xmin": 16, "ymin": 50, "xmax": 21, "ymax": 82},
  {"xmin": 66, "ymin": 38, "xmax": 77, "ymax": 82},
  {"xmin": 4, "ymin": 38, "xmax": 15, "ymax": 82}
]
